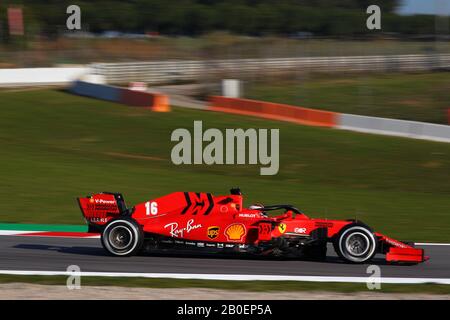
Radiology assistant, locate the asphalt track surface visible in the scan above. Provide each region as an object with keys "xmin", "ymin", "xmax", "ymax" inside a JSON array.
[{"xmin": 0, "ymin": 235, "xmax": 449, "ymax": 279}]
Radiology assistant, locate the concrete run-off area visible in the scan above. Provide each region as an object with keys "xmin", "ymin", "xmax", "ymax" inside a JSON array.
[{"xmin": 0, "ymin": 283, "xmax": 448, "ymax": 300}]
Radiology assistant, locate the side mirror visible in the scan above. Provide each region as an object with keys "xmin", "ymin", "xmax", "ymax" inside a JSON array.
[{"xmin": 249, "ymin": 204, "xmax": 264, "ymax": 210}]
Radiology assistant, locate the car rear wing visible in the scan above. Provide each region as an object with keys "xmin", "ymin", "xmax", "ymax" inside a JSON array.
[
  {"xmin": 77, "ymin": 192, "xmax": 128, "ymax": 230},
  {"xmin": 376, "ymin": 233, "xmax": 429, "ymax": 264}
]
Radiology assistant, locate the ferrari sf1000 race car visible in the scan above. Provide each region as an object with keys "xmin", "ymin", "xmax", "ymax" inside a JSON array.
[{"xmin": 78, "ymin": 188, "xmax": 427, "ymax": 264}]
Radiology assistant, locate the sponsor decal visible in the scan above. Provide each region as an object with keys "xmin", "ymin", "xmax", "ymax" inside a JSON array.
[
  {"xmin": 180, "ymin": 192, "xmax": 214, "ymax": 216},
  {"xmin": 88, "ymin": 217, "xmax": 108, "ymax": 223},
  {"xmin": 258, "ymin": 223, "xmax": 272, "ymax": 240},
  {"xmin": 315, "ymin": 222, "xmax": 333, "ymax": 228},
  {"xmin": 384, "ymin": 237, "xmax": 408, "ymax": 248},
  {"xmin": 217, "ymin": 243, "xmax": 224, "ymax": 248},
  {"xmin": 87, "ymin": 198, "xmax": 118, "ymax": 212},
  {"xmin": 238, "ymin": 213, "xmax": 260, "ymax": 218},
  {"xmin": 225, "ymin": 244, "xmax": 235, "ymax": 248},
  {"xmin": 205, "ymin": 243, "xmax": 216, "ymax": 248},
  {"xmin": 207, "ymin": 226, "xmax": 220, "ymax": 240},
  {"xmin": 185, "ymin": 241, "xmax": 196, "ymax": 246},
  {"xmin": 278, "ymin": 223, "xmax": 287, "ymax": 234},
  {"xmin": 164, "ymin": 219, "xmax": 202, "ymax": 238},
  {"xmin": 294, "ymin": 227, "xmax": 307, "ymax": 234},
  {"xmin": 197, "ymin": 242, "xmax": 205, "ymax": 248},
  {"xmin": 94, "ymin": 199, "xmax": 116, "ymax": 205},
  {"xmin": 225, "ymin": 223, "xmax": 246, "ymax": 241}
]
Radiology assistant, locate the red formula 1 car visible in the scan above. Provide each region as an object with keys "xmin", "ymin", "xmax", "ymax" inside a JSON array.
[{"xmin": 77, "ymin": 188, "xmax": 427, "ymax": 264}]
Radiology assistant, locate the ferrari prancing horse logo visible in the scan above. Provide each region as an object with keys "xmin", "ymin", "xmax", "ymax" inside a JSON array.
[{"xmin": 278, "ymin": 223, "xmax": 287, "ymax": 234}]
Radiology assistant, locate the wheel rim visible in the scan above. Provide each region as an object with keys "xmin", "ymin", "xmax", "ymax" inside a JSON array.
[
  {"xmin": 108, "ymin": 226, "xmax": 133, "ymax": 250},
  {"xmin": 338, "ymin": 226, "xmax": 377, "ymax": 263},
  {"xmin": 345, "ymin": 232, "xmax": 370, "ymax": 257}
]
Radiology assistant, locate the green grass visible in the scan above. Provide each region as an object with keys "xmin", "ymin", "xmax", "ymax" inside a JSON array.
[
  {"xmin": 0, "ymin": 89, "xmax": 449, "ymax": 241},
  {"xmin": 0, "ymin": 275, "xmax": 449, "ymax": 294},
  {"xmin": 245, "ymin": 72, "xmax": 450, "ymax": 124}
]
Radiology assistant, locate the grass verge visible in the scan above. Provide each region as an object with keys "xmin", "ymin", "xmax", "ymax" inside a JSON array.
[
  {"xmin": 0, "ymin": 89, "xmax": 449, "ymax": 241},
  {"xmin": 0, "ymin": 275, "xmax": 449, "ymax": 294}
]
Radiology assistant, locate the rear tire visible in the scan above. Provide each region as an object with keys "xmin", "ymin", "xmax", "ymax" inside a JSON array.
[
  {"xmin": 333, "ymin": 223, "xmax": 377, "ymax": 263},
  {"xmin": 101, "ymin": 218, "xmax": 143, "ymax": 256}
]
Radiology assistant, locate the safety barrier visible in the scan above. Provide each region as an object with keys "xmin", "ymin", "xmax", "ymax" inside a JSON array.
[
  {"xmin": 0, "ymin": 67, "xmax": 89, "ymax": 87},
  {"xmin": 69, "ymin": 81, "xmax": 170, "ymax": 112},
  {"xmin": 338, "ymin": 114, "xmax": 450, "ymax": 143},
  {"xmin": 209, "ymin": 96, "xmax": 450, "ymax": 143},
  {"xmin": 208, "ymin": 96, "xmax": 337, "ymax": 127},
  {"xmin": 69, "ymin": 81, "xmax": 121, "ymax": 102}
]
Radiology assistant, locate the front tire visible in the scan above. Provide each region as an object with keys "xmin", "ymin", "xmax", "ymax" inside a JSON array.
[
  {"xmin": 101, "ymin": 218, "xmax": 143, "ymax": 256},
  {"xmin": 333, "ymin": 223, "xmax": 377, "ymax": 263}
]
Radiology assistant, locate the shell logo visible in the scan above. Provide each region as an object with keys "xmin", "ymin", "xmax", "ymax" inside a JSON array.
[
  {"xmin": 89, "ymin": 198, "xmax": 95, "ymax": 204},
  {"xmin": 225, "ymin": 223, "xmax": 246, "ymax": 241}
]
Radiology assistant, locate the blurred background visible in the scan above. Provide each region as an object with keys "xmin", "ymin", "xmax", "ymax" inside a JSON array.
[
  {"xmin": 0, "ymin": 0, "xmax": 449, "ymax": 242},
  {"xmin": 0, "ymin": 0, "xmax": 449, "ymax": 64},
  {"xmin": 1, "ymin": 0, "xmax": 449, "ymax": 122}
]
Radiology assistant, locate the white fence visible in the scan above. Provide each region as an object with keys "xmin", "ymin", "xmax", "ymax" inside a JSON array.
[
  {"xmin": 338, "ymin": 114, "xmax": 450, "ymax": 143},
  {"xmin": 0, "ymin": 67, "xmax": 89, "ymax": 87},
  {"xmin": 1, "ymin": 54, "xmax": 449, "ymax": 86},
  {"xmin": 91, "ymin": 54, "xmax": 450, "ymax": 84}
]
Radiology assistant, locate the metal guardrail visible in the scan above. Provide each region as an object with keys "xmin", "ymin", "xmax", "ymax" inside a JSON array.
[{"xmin": 91, "ymin": 54, "xmax": 450, "ymax": 84}]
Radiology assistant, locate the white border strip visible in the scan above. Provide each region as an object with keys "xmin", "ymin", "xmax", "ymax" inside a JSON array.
[
  {"xmin": 337, "ymin": 125, "xmax": 450, "ymax": 143},
  {"xmin": 0, "ymin": 230, "xmax": 100, "ymax": 238},
  {"xmin": 0, "ymin": 231, "xmax": 34, "ymax": 236},
  {"xmin": 415, "ymin": 243, "xmax": 450, "ymax": 246},
  {"xmin": 0, "ymin": 270, "xmax": 449, "ymax": 285}
]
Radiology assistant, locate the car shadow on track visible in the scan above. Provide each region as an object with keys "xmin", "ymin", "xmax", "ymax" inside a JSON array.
[
  {"xmin": 12, "ymin": 243, "xmax": 392, "ymax": 266},
  {"xmin": 140, "ymin": 251, "xmax": 392, "ymax": 266},
  {"xmin": 13, "ymin": 244, "xmax": 109, "ymax": 257}
]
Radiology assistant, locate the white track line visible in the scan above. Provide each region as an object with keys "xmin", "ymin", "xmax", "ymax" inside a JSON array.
[
  {"xmin": 0, "ymin": 230, "xmax": 46, "ymax": 236},
  {"xmin": 0, "ymin": 230, "xmax": 100, "ymax": 238},
  {"xmin": 0, "ymin": 270, "xmax": 449, "ymax": 284},
  {"xmin": 0, "ymin": 231, "xmax": 36, "ymax": 236},
  {"xmin": 415, "ymin": 243, "xmax": 450, "ymax": 246},
  {"xmin": 22, "ymin": 235, "xmax": 101, "ymax": 239}
]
